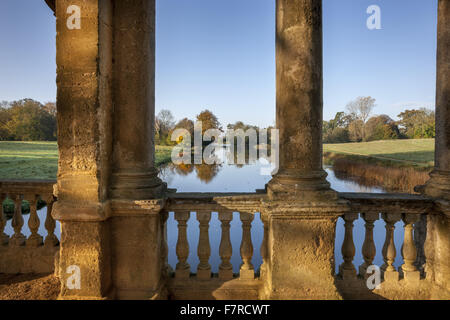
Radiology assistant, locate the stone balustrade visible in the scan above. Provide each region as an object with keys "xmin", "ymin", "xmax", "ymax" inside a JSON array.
[
  {"xmin": 0, "ymin": 180, "xmax": 59, "ymax": 274},
  {"xmin": 0, "ymin": 180, "xmax": 448, "ymax": 299},
  {"xmin": 165, "ymin": 192, "xmax": 265, "ymax": 299}
]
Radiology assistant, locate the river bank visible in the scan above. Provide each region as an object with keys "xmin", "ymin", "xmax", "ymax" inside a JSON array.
[{"xmin": 323, "ymin": 152, "xmax": 432, "ymax": 193}]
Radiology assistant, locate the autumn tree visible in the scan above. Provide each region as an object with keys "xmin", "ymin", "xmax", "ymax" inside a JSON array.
[
  {"xmin": 196, "ymin": 109, "xmax": 221, "ymax": 135},
  {"xmin": 365, "ymin": 115, "xmax": 401, "ymax": 141}
]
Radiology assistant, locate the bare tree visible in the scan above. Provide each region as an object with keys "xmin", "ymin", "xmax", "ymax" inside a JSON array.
[
  {"xmin": 346, "ymin": 96, "xmax": 376, "ymax": 141},
  {"xmin": 157, "ymin": 109, "xmax": 175, "ymax": 136},
  {"xmin": 346, "ymin": 96, "xmax": 376, "ymax": 124}
]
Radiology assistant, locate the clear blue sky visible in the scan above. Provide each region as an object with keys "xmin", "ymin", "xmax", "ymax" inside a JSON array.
[{"xmin": 0, "ymin": 0, "xmax": 437, "ymax": 127}]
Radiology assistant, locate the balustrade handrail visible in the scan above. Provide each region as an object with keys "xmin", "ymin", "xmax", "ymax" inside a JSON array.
[{"xmin": 0, "ymin": 180, "xmax": 56, "ymax": 196}]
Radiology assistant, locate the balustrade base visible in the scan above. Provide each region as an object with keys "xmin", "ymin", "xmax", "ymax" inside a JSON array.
[
  {"xmin": 383, "ymin": 270, "xmax": 399, "ymax": 282},
  {"xmin": 197, "ymin": 269, "xmax": 212, "ymax": 280},
  {"xmin": 239, "ymin": 268, "xmax": 255, "ymax": 280},
  {"xmin": 175, "ymin": 269, "xmax": 190, "ymax": 279},
  {"xmin": 401, "ymin": 269, "xmax": 421, "ymax": 282},
  {"xmin": 219, "ymin": 269, "xmax": 233, "ymax": 281},
  {"xmin": 339, "ymin": 267, "xmax": 357, "ymax": 281},
  {"xmin": 26, "ymin": 235, "xmax": 43, "ymax": 247}
]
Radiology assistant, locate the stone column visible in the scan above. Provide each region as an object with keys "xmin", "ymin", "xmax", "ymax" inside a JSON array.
[
  {"xmin": 267, "ymin": 0, "xmax": 336, "ymax": 202},
  {"xmin": 52, "ymin": 0, "xmax": 114, "ymax": 299},
  {"xmin": 109, "ymin": 0, "xmax": 166, "ymax": 299},
  {"xmin": 110, "ymin": 0, "xmax": 164, "ymax": 200},
  {"xmin": 423, "ymin": 0, "xmax": 450, "ymax": 296},
  {"xmin": 261, "ymin": 0, "xmax": 348, "ymax": 300},
  {"xmin": 424, "ymin": 0, "xmax": 450, "ymax": 200}
]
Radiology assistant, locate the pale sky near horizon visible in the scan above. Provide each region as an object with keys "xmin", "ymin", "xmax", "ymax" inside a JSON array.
[{"xmin": 0, "ymin": 0, "xmax": 438, "ymax": 127}]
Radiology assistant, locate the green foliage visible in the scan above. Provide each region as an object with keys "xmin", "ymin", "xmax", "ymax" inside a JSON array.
[
  {"xmin": 397, "ymin": 108, "xmax": 435, "ymax": 139},
  {"xmin": 0, "ymin": 99, "xmax": 57, "ymax": 141},
  {"xmin": 365, "ymin": 115, "xmax": 401, "ymax": 141}
]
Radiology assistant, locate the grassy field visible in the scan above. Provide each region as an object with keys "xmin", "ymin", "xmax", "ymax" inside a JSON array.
[
  {"xmin": 324, "ymin": 139, "xmax": 435, "ymax": 168},
  {"xmin": 0, "ymin": 141, "xmax": 173, "ymax": 180}
]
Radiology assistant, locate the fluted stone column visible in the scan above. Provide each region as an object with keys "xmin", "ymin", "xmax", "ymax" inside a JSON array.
[
  {"xmin": 52, "ymin": 0, "xmax": 114, "ymax": 299},
  {"xmin": 109, "ymin": 0, "xmax": 166, "ymax": 299},
  {"xmin": 261, "ymin": 0, "xmax": 348, "ymax": 300},
  {"xmin": 423, "ymin": 0, "xmax": 450, "ymax": 295}
]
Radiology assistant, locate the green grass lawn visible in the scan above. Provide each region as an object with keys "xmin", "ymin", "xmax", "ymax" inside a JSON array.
[
  {"xmin": 324, "ymin": 139, "xmax": 435, "ymax": 167},
  {"xmin": 0, "ymin": 141, "xmax": 173, "ymax": 180}
]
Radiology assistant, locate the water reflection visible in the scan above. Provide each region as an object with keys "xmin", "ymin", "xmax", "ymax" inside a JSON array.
[{"xmin": 160, "ymin": 147, "xmax": 405, "ymax": 274}]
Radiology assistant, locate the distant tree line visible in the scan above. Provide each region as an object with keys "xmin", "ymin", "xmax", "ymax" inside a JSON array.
[
  {"xmin": 155, "ymin": 109, "xmax": 275, "ymax": 147},
  {"xmin": 0, "ymin": 99, "xmax": 57, "ymax": 141},
  {"xmin": 155, "ymin": 109, "xmax": 223, "ymax": 146},
  {"xmin": 323, "ymin": 96, "xmax": 435, "ymax": 143}
]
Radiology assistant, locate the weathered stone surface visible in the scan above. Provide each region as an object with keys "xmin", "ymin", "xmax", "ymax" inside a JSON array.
[
  {"xmin": 110, "ymin": 0, "xmax": 164, "ymax": 200},
  {"xmin": 267, "ymin": 0, "xmax": 336, "ymax": 202},
  {"xmin": 0, "ymin": 246, "xmax": 58, "ymax": 274}
]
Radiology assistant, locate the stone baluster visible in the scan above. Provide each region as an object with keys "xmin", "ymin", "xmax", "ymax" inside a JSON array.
[
  {"xmin": 10, "ymin": 194, "xmax": 25, "ymax": 246},
  {"xmin": 218, "ymin": 211, "xmax": 233, "ymax": 280},
  {"xmin": 0, "ymin": 194, "xmax": 8, "ymax": 245},
  {"xmin": 175, "ymin": 211, "xmax": 190, "ymax": 279},
  {"xmin": 160, "ymin": 211, "xmax": 170, "ymax": 277},
  {"xmin": 197, "ymin": 211, "xmax": 212, "ymax": 280},
  {"xmin": 26, "ymin": 194, "xmax": 43, "ymax": 247},
  {"xmin": 239, "ymin": 212, "xmax": 255, "ymax": 280},
  {"xmin": 381, "ymin": 212, "xmax": 401, "ymax": 281},
  {"xmin": 401, "ymin": 214, "xmax": 421, "ymax": 281},
  {"xmin": 339, "ymin": 213, "xmax": 358, "ymax": 280},
  {"xmin": 44, "ymin": 196, "xmax": 59, "ymax": 246},
  {"xmin": 359, "ymin": 212, "xmax": 379, "ymax": 277},
  {"xmin": 260, "ymin": 213, "xmax": 269, "ymax": 279}
]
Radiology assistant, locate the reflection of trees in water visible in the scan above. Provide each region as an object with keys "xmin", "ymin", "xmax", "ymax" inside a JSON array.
[
  {"xmin": 159, "ymin": 145, "xmax": 273, "ymax": 184},
  {"xmin": 159, "ymin": 160, "xmax": 221, "ymax": 184},
  {"xmin": 195, "ymin": 163, "xmax": 221, "ymax": 183},
  {"xmin": 173, "ymin": 163, "xmax": 195, "ymax": 176}
]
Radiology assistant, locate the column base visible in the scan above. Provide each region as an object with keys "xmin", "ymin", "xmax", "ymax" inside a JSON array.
[
  {"xmin": 267, "ymin": 169, "xmax": 338, "ymax": 202},
  {"xmin": 110, "ymin": 169, "xmax": 166, "ymax": 200},
  {"xmin": 423, "ymin": 170, "xmax": 450, "ymax": 200}
]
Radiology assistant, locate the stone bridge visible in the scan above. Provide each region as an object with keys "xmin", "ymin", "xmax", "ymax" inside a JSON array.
[{"xmin": 0, "ymin": 0, "xmax": 448, "ymax": 300}]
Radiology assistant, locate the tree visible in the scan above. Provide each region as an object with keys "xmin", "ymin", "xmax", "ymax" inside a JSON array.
[
  {"xmin": 365, "ymin": 115, "xmax": 400, "ymax": 141},
  {"xmin": 397, "ymin": 108, "xmax": 435, "ymax": 139},
  {"xmin": 346, "ymin": 96, "xmax": 376, "ymax": 124},
  {"xmin": 196, "ymin": 109, "xmax": 221, "ymax": 135},
  {"xmin": 43, "ymin": 102, "xmax": 57, "ymax": 117},
  {"xmin": 348, "ymin": 119, "xmax": 364, "ymax": 142},
  {"xmin": 169, "ymin": 117, "xmax": 195, "ymax": 146},
  {"xmin": 323, "ymin": 112, "xmax": 351, "ymax": 143},
  {"xmin": 2, "ymin": 99, "xmax": 56, "ymax": 141},
  {"xmin": 346, "ymin": 96, "xmax": 376, "ymax": 141},
  {"xmin": 156, "ymin": 109, "xmax": 176, "ymax": 145}
]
